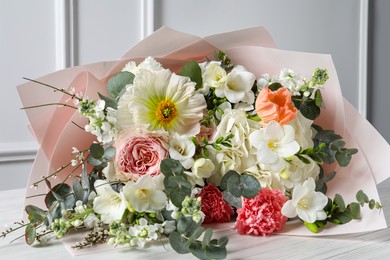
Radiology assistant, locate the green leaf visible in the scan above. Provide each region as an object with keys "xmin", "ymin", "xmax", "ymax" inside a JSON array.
[
  {"xmin": 90, "ymin": 143, "xmax": 104, "ymax": 159},
  {"xmin": 356, "ymin": 190, "xmax": 369, "ymax": 204},
  {"xmin": 220, "ymin": 170, "xmax": 240, "ymax": 191},
  {"xmin": 330, "ymin": 211, "xmax": 352, "ymax": 224},
  {"xmin": 299, "ymin": 100, "xmax": 320, "ymax": 120},
  {"xmin": 202, "ymin": 228, "xmax": 213, "ymax": 246},
  {"xmin": 103, "ymin": 146, "xmax": 116, "ymax": 161},
  {"xmin": 369, "ymin": 199, "xmax": 376, "ymax": 209},
  {"xmin": 240, "ymin": 174, "xmax": 261, "ymax": 198},
  {"xmin": 160, "ymin": 158, "xmax": 184, "ymax": 177},
  {"xmin": 222, "ymin": 190, "xmax": 242, "ymax": 209},
  {"xmin": 169, "ymin": 231, "xmax": 190, "ymax": 254},
  {"xmin": 349, "ymin": 202, "xmax": 361, "ymax": 219},
  {"xmin": 25, "ymin": 205, "xmax": 47, "ymax": 223},
  {"xmin": 106, "ymin": 71, "xmax": 134, "ymax": 98},
  {"xmin": 335, "ymin": 151, "xmax": 352, "ymax": 167},
  {"xmin": 98, "ymin": 92, "xmax": 118, "ymax": 109},
  {"xmin": 206, "ymin": 243, "xmax": 228, "ymax": 260},
  {"xmin": 324, "ymin": 172, "xmax": 336, "ymax": 182},
  {"xmin": 87, "ymin": 155, "xmax": 102, "ymax": 166},
  {"xmin": 185, "ymin": 226, "xmax": 205, "ymax": 247},
  {"xmin": 227, "ymin": 173, "xmax": 242, "ymax": 197},
  {"xmin": 178, "ymin": 60, "xmax": 203, "ymax": 90},
  {"xmin": 45, "ymin": 184, "xmax": 76, "ymax": 211},
  {"xmin": 170, "ymin": 185, "xmax": 192, "ymax": 208},
  {"xmin": 314, "ymin": 89, "xmax": 323, "ymax": 107},
  {"xmin": 330, "ymin": 139, "xmax": 345, "ymax": 151},
  {"xmin": 334, "ymin": 194, "xmax": 346, "ymax": 212},
  {"xmin": 189, "ymin": 241, "xmax": 208, "ymax": 260},
  {"xmin": 25, "ymin": 224, "xmax": 36, "ymax": 245},
  {"xmin": 268, "ymin": 82, "xmax": 283, "ymax": 91},
  {"xmin": 73, "ymin": 178, "xmax": 84, "ymax": 202},
  {"xmin": 217, "ymin": 236, "xmax": 229, "ymax": 248},
  {"xmin": 177, "ymin": 217, "xmax": 201, "ymax": 236}
]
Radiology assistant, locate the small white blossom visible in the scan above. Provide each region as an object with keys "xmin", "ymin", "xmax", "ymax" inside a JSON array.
[
  {"xmin": 169, "ymin": 133, "xmax": 195, "ymax": 169},
  {"xmin": 281, "ymin": 177, "xmax": 328, "ymax": 223}
]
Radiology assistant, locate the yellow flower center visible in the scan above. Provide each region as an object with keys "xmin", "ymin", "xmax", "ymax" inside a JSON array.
[
  {"xmin": 155, "ymin": 100, "xmax": 177, "ymax": 126},
  {"xmin": 297, "ymin": 198, "xmax": 309, "ymax": 209},
  {"xmin": 136, "ymin": 189, "xmax": 148, "ymax": 199},
  {"xmin": 267, "ymin": 140, "xmax": 277, "ymax": 150}
]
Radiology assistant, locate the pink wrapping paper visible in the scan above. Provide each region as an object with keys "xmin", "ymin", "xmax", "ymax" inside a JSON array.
[{"xmin": 17, "ymin": 27, "xmax": 390, "ymax": 254}]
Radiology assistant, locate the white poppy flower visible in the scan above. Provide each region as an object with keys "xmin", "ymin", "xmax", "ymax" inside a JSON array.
[
  {"xmin": 93, "ymin": 180, "xmax": 127, "ymax": 224},
  {"xmin": 122, "ymin": 174, "xmax": 168, "ymax": 213},
  {"xmin": 281, "ymin": 177, "xmax": 328, "ymax": 223}
]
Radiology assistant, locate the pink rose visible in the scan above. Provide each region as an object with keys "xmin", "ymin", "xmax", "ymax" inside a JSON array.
[
  {"xmin": 196, "ymin": 184, "xmax": 234, "ymax": 223},
  {"xmin": 115, "ymin": 131, "xmax": 168, "ymax": 181},
  {"xmin": 234, "ymin": 188, "xmax": 288, "ymax": 237},
  {"xmin": 255, "ymin": 87, "xmax": 297, "ymax": 126}
]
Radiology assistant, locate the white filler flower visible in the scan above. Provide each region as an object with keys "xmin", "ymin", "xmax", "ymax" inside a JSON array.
[
  {"xmin": 169, "ymin": 133, "xmax": 195, "ymax": 169},
  {"xmin": 281, "ymin": 177, "xmax": 328, "ymax": 223}
]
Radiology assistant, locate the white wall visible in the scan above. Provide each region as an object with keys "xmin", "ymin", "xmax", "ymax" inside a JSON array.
[{"xmin": 0, "ymin": 0, "xmax": 380, "ymax": 190}]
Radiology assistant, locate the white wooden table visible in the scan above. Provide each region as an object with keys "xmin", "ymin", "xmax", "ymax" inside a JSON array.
[{"xmin": 1, "ymin": 179, "xmax": 390, "ymax": 260}]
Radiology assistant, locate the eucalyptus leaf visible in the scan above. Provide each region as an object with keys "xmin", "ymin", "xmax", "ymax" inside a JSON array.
[
  {"xmin": 189, "ymin": 241, "xmax": 208, "ymax": 260},
  {"xmin": 314, "ymin": 89, "xmax": 323, "ymax": 107},
  {"xmin": 335, "ymin": 151, "xmax": 352, "ymax": 167},
  {"xmin": 356, "ymin": 190, "xmax": 369, "ymax": 204},
  {"xmin": 240, "ymin": 174, "xmax": 261, "ymax": 198},
  {"xmin": 88, "ymin": 155, "xmax": 102, "ymax": 166},
  {"xmin": 103, "ymin": 146, "xmax": 116, "ymax": 161},
  {"xmin": 220, "ymin": 170, "xmax": 240, "ymax": 191},
  {"xmin": 98, "ymin": 92, "xmax": 118, "ymax": 109},
  {"xmin": 268, "ymin": 82, "xmax": 283, "ymax": 91},
  {"xmin": 206, "ymin": 244, "xmax": 228, "ymax": 260},
  {"xmin": 178, "ymin": 60, "xmax": 203, "ymax": 90},
  {"xmin": 25, "ymin": 205, "xmax": 46, "ymax": 223},
  {"xmin": 349, "ymin": 202, "xmax": 361, "ymax": 219},
  {"xmin": 334, "ymin": 194, "xmax": 345, "ymax": 212},
  {"xmin": 73, "ymin": 178, "xmax": 84, "ymax": 202},
  {"xmin": 330, "ymin": 211, "xmax": 352, "ymax": 224},
  {"xmin": 169, "ymin": 231, "xmax": 190, "ymax": 254},
  {"xmin": 170, "ymin": 185, "xmax": 192, "ymax": 208},
  {"xmin": 90, "ymin": 143, "xmax": 104, "ymax": 159},
  {"xmin": 160, "ymin": 158, "xmax": 184, "ymax": 177},
  {"xmin": 217, "ymin": 236, "xmax": 229, "ymax": 248},
  {"xmin": 25, "ymin": 224, "xmax": 36, "ymax": 245},
  {"xmin": 222, "ymin": 190, "xmax": 242, "ymax": 209},
  {"xmin": 185, "ymin": 226, "xmax": 205, "ymax": 247},
  {"xmin": 106, "ymin": 71, "xmax": 134, "ymax": 98},
  {"xmin": 202, "ymin": 228, "xmax": 213, "ymax": 246},
  {"xmin": 227, "ymin": 173, "xmax": 241, "ymax": 197},
  {"xmin": 177, "ymin": 217, "xmax": 201, "ymax": 236}
]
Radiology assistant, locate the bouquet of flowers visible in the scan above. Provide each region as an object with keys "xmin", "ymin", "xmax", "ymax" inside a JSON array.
[{"xmin": 2, "ymin": 27, "xmax": 388, "ymax": 259}]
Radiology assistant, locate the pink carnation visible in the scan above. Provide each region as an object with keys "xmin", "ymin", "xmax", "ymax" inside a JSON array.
[
  {"xmin": 197, "ymin": 184, "xmax": 234, "ymax": 223},
  {"xmin": 115, "ymin": 131, "xmax": 168, "ymax": 181},
  {"xmin": 234, "ymin": 188, "xmax": 288, "ymax": 237}
]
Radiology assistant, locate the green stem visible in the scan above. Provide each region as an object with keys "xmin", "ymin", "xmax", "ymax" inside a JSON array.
[{"xmin": 21, "ymin": 103, "xmax": 77, "ymax": 110}]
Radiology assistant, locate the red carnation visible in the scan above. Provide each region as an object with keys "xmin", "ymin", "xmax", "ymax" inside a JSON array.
[
  {"xmin": 197, "ymin": 184, "xmax": 234, "ymax": 223},
  {"xmin": 234, "ymin": 188, "xmax": 288, "ymax": 237}
]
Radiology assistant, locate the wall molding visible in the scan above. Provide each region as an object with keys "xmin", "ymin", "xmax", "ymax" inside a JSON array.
[
  {"xmin": 54, "ymin": 0, "xmax": 76, "ymax": 69},
  {"xmin": 358, "ymin": 0, "xmax": 369, "ymax": 118},
  {"xmin": 0, "ymin": 142, "xmax": 37, "ymax": 163},
  {"xmin": 140, "ymin": 0, "xmax": 154, "ymax": 39}
]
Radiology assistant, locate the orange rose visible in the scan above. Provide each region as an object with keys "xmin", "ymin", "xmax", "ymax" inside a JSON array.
[{"xmin": 255, "ymin": 87, "xmax": 297, "ymax": 126}]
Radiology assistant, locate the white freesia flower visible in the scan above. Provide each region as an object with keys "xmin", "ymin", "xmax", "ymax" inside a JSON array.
[
  {"xmin": 122, "ymin": 174, "xmax": 168, "ymax": 212},
  {"xmin": 215, "ymin": 65, "xmax": 255, "ymax": 104},
  {"xmin": 169, "ymin": 133, "xmax": 195, "ymax": 169},
  {"xmin": 191, "ymin": 158, "xmax": 215, "ymax": 179},
  {"xmin": 117, "ymin": 68, "xmax": 206, "ymax": 136},
  {"xmin": 102, "ymin": 162, "xmax": 117, "ymax": 181},
  {"xmin": 288, "ymin": 112, "xmax": 315, "ymax": 150},
  {"xmin": 249, "ymin": 121, "xmax": 300, "ymax": 172},
  {"xmin": 93, "ymin": 180, "xmax": 127, "ymax": 224},
  {"xmin": 122, "ymin": 56, "xmax": 163, "ymax": 76},
  {"xmin": 280, "ymin": 155, "xmax": 320, "ymax": 189},
  {"xmin": 281, "ymin": 177, "xmax": 328, "ymax": 223},
  {"xmin": 202, "ymin": 61, "xmax": 226, "ymax": 91}
]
